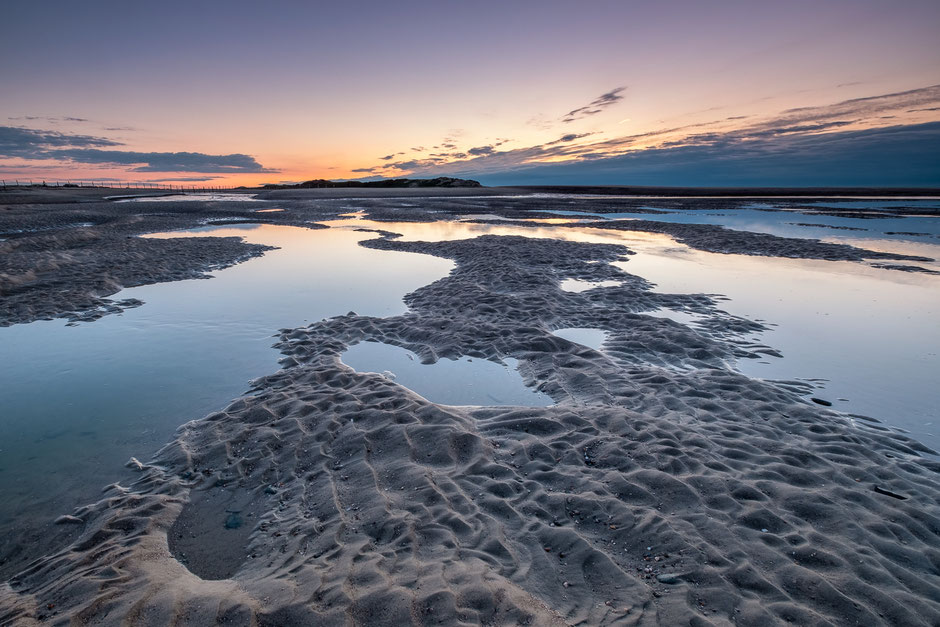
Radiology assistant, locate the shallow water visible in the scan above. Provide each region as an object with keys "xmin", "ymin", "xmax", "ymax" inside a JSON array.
[
  {"xmin": 616, "ymin": 242, "xmax": 940, "ymax": 446},
  {"xmin": 115, "ymin": 193, "xmax": 260, "ymax": 202},
  {"xmin": 0, "ymin": 223, "xmax": 452, "ymax": 529},
  {"xmin": 542, "ymin": 206, "xmax": 940, "ymax": 244},
  {"xmin": 560, "ymin": 278, "xmax": 622, "ymax": 293},
  {"xmin": 340, "ymin": 341, "xmax": 551, "ymax": 406},
  {"xmin": 551, "ymin": 327, "xmax": 608, "ymax": 350},
  {"xmin": 1, "ymin": 206, "xmax": 938, "ymax": 548},
  {"xmin": 334, "ymin": 216, "xmax": 940, "ymax": 448}
]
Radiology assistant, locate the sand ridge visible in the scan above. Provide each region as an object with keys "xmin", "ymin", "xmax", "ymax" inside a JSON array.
[{"xmin": 2, "ymin": 231, "xmax": 939, "ymax": 625}]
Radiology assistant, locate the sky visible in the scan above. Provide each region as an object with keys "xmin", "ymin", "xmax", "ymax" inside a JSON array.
[{"xmin": 1, "ymin": 0, "xmax": 939, "ymax": 187}]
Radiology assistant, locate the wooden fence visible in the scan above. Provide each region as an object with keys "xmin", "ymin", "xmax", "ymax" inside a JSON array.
[{"xmin": 0, "ymin": 180, "xmax": 238, "ymax": 192}]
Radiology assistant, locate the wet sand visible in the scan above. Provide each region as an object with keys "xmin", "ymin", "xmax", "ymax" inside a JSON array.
[{"xmin": 1, "ymin": 187, "xmax": 939, "ymax": 625}]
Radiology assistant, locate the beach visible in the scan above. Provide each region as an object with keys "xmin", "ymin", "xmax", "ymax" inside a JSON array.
[{"xmin": 1, "ymin": 187, "xmax": 939, "ymax": 625}]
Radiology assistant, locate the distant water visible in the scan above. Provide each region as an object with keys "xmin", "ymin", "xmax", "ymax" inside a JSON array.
[
  {"xmin": 114, "ymin": 193, "xmax": 260, "ymax": 202},
  {"xmin": 542, "ymin": 204, "xmax": 940, "ymax": 244}
]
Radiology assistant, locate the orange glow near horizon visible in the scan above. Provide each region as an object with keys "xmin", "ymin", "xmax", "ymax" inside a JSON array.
[{"xmin": 2, "ymin": 1, "xmax": 938, "ymax": 187}]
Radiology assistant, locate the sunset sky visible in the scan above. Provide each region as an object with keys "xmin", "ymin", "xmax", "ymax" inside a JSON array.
[{"xmin": 2, "ymin": 0, "xmax": 939, "ymax": 187}]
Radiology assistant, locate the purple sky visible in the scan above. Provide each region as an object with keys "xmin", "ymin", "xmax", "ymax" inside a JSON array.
[{"xmin": 1, "ymin": 0, "xmax": 939, "ymax": 186}]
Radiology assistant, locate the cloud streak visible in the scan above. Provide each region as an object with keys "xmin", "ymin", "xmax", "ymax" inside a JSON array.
[
  {"xmin": 545, "ymin": 132, "xmax": 597, "ymax": 145},
  {"xmin": 563, "ymin": 87, "xmax": 625, "ymax": 123},
  {"xmin": 472, "ymin": 122, "xmax": 940, "ymax": 187},
  {"xmin": 8, "ymin": 116, "xmax": 91, "ymax": 123},
  {"xmin": 0, "ymin": 125, "xmax": 275, "ymax": 173},
  {"xmin": 0, "ymin": 126, "xmax": 121, "ymax": 156},
  {"xmin": 364, "ymin": 84, "xmax": 940, "ymax": 184}
]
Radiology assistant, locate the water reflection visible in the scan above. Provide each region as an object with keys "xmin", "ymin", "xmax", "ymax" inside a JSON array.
[
  {"xmin": 542, "ymin": 207, "xmax": 940, "ymax": 244},
  {"xmin": 552, "ymin": 327, "xmax": 607, "ymax": 350},
  {"xmin": 617, "ymin": 248, "xmax": 939, "ymax": 446},
  {"xmin": 560, "ymin": 279, "xmax": 622, "ymax": 293},
  {"xmin": 340, "ymin": 341, "xmax": 551, "ymax": 407},
  {"xmin": 332, "ymin": 217, "xmax": 939, "ymax": 447},
  {"xmin": 0, "ymin": 223, "xmax": 452, "ymax": 533},
  {"xmin": 116, "ymin": 193, "xmax": 260, "ymax": 202},
  {"xmin": 1, "ymin": 210, "xmax": 937, "ymax": 555}
]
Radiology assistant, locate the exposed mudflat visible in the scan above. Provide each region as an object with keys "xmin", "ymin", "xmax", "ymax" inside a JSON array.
[
  {"xmin": 2, "ymin": 188, "xmax": 937, "ymax": 329},
  {"xmin": 466, "ymin": 218, "xmax": 937, "ymax": 272},
  {"xmin": 1, "ymin": 188, "xmax": 939, "ymax": 626}
]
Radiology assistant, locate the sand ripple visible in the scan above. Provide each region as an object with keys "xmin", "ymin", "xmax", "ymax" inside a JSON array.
[{"xmin": 2, "ymin": 234, "xmax": 939, "ymax": 625}]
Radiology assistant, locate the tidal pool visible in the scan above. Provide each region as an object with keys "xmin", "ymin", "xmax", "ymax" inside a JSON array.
[
  {"xmin": 560, "ymin": 278, "xmax": 622, "ymax": 293},
  {"xmin": 332, "ymin": 215, "xmax": 940, "ymax": 449},
  {"xmin": 617, "ymin": 241, "xmax": 940, "ymax": 446},
  {"xmin": 340, "ymin": 341, "xmax": 552, "ymax": 407},
  {"xmin": 1, "ymin": 205, "xmax": 938, "ymax": 574},
  {"xmin": 0, "ymin": 222, "xmax": 452, "ymax": 548},
  {"xmin": 115, "ymin": 192, "xmax": 260, "ymax": 202},
  {"xmin": 543, "ymin": 204, "xmax": 940, "ymax": 244},
  {"xmin": 551, "ymin": 327, "xmax": 608, "ymax": 350}
]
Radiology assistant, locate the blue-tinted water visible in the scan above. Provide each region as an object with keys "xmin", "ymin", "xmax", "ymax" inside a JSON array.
[
  {"xmin": 340, "ymin": 341, "xmax": 552, "ymax": 406},
  {"xmin": 559, "ymin": 278, "xmax": 622, "ymax": 293},
  {"xmin": 542, "ymin": 204, "xmax": 940, "ymax": 243},
  {"xmin": 551, "ymin": 327, "xmax": 607, "ymax": 350},
  {"xmin": 1, "ymin": 208, "xmax": 938, "ymax": 550},
  {"xmin": 0, "ymin": 223, "xmax": 452, "ymax": 526}
]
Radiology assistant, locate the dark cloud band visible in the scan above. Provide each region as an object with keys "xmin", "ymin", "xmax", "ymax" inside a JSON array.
[{"xmin": 0, "ymin": 126, "xmax": 275, "ymax": 173}]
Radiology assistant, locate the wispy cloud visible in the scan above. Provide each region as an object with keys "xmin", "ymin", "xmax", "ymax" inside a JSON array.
[
  {"xmin": 545, "ymin": 132, "xmax": 597, "ymax": 145},
  {"xmin": 388, "ymin": 84, "xmax": 937, "ymax": 176},
  {"xmin": 0, "ymin": 126, "xmax": 121, "ymax": 156},
  {"xmin": 144, "ymin": 176, "xmax": 220, "ymax": 182},
  {"xmin": 8, "ymin": 115, "xmax": 90, "ymax": 124},
  {"xmin": 473, "ymin": 121, "xmax": 940, "ymax": 187},
  {"xmin": 467, "ymin": 145, "xmax": 495, "ymax": 156},
  {"xmin": 53, "ymin": 149, "xmax": 276, "ymax": 173},
  {"xmin": 775, "ymin": 85, "xmax": 940, "ymax": 123},
  {"xmin": 0, "ymin": 125, "xmax": 276, "ymax": 173},
  {"xmin": 563, "ymin": 87, "xmax": 625, "ymax": 123}
]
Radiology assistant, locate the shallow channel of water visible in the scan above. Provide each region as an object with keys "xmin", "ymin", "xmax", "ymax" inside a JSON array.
[
  {"xmin": 0, "ymin": 223, "xmax": 452, "ymax": 531},
  {"xmin": 340, "ymin": 342, "xmax": 552, "ymax": 407},
  {"xmin": 1, "ymin": 206, "xmax": 938, "ymax": 557}
]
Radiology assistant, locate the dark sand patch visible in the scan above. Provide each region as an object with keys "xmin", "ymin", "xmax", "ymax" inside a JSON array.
[
  {"xmin": 0, "ymin": 231, "xmax": 274, "ymax": 325},
  {"xmin": 169, "ymin": 487, "xmax": 268, "ymax": 580}
]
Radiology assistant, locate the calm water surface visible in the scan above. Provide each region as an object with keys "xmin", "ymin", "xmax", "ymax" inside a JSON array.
[
  {"xmin": 1, "ymin": 204, "xmax": 938, "ymax": 548},
  {"xmin": 341, "ymin": 342, "xmax": 551, "ymax": 406},
  {"xmin": 0, "ymin": 223, "xmax": 452, "ymax": 530}
]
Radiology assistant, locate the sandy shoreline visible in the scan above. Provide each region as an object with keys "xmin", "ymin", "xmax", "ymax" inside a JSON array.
[
  {"xmin": 1, "ymin": 188, "xmax": 937, "ymax": 328},
  {"xmin": 1, "ymin": 188, "xmax": 939, "ymax": 625}
]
